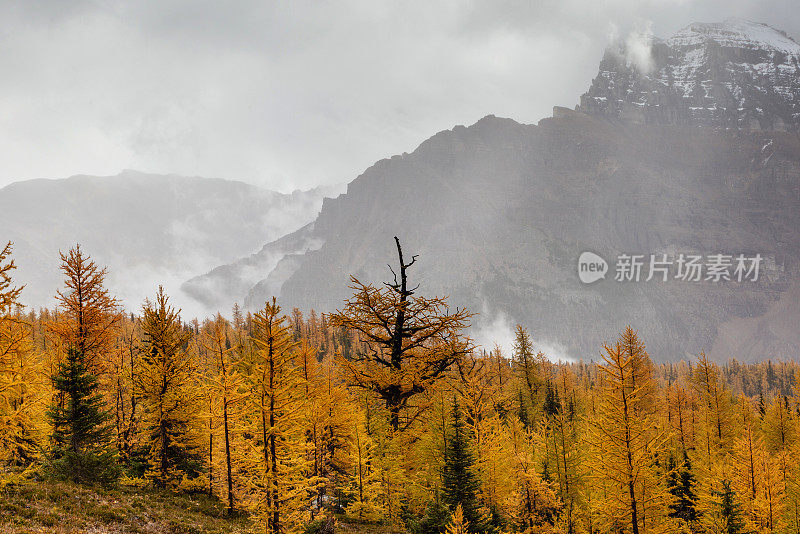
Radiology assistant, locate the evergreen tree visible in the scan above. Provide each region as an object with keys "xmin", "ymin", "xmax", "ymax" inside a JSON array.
[
  {"xmin": 516, "ymin": 389, "xmax": 530, "ymax": 428},
  {"xmin": 667, "ymin": 451, "xmax": 698, "ymax": 524},
  {"xmin": 542, "ymin": 380, "xmax": 559, "ymax": 418},
  {"xmin": 418, "ymin": 493, "xmax": 451, "ymax": 534},
  {"xmin": 710, "ymin": 480, "xmax": 746, "ymax": 534},
  {"xmin": 46, "ymin": 347, "xmax": 118, "ymax": 484},
  {"xmin": 442, "ymin": 396, "xmax": 485, "ymax": 532}
]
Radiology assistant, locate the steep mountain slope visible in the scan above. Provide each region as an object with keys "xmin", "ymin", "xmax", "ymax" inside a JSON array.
[
  {"xmin": 0, "ymin": 170, "xmax": 336, "ymax": 312},
  {"xmin": 578, "ymin": 19, "xmax": 800, "ymax": 131},
  {"xmin": 182, "ymin": 222, "xmax": 324, "ymax": 310},
  {"xmin": 187, "ymin": 110, "xmax": 800, "ymax": 362},
  {"xmin": 186, "ymin": 20, "xmax": 800, "ymax": 362}
]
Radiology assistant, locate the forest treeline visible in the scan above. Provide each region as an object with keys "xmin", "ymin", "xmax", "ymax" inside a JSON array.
[{"xmin": 1, "ymin": 239, "xmax": 799, "ymax": 534}]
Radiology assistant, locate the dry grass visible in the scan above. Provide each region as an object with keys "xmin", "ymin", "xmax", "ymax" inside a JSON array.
[
  {"xmin": 0, "ymin": 480, "xmax": 252, "ymax": 533},
  {"xmin": 0, "ymin": 480, "xmax": 405, "ymax": 534}
]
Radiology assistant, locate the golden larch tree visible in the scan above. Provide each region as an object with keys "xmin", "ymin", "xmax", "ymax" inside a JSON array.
[
  {"xmin": 49, "ymin": 245, "xmax": 120, "ymax": 372},
  {"xmin": 330, "ymin": 237, "xmax": 472, "ymax": 431},
  {"xmin": 0, "ymin": 242, "xmax": 43, "ymax": 471},
  {"xmin": 692, "ymin": 353, "xmax": 734, "ymax": 474},
  {"xmin": 138, "ymin": 286, "xmax": 201, "ymax": 488},
  {"xmin": 202, "ymin": 313, "xmax": 246, "ymax": 514},
  {"xmin": 245, "ymin": 297, "xmax": 310, "ymax": 534},
  {"xmin": 511, "ymin": 325, "xmax": 548, "ymax": 426},
  {"xmin": 506, "ymin": 412, "xmax": 560, "ymax": 531},
  {"xmin": 762, "ymin": 395, "xmax": 799, "ymax": 532},
  {"xmin": 588, "ymin": 327, "xmax": 673, "ymax": 534}
]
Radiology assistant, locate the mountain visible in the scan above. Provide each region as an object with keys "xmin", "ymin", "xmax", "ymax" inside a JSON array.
[
  {"xmin": 186, "ymin": 19, "xmax": 800, "ymax": 362},
  {"xmin": 185, "ymin": 109, "xmax": 800, "ymax": 362},
  {"xmin": 181, "ymin": 222, "xmax": 324, "ymax": 311},
  {"xmin": 578, "ymin": 19, "xmax": 800, "ymax": 131},
  {"xmin": 0, "ymin": 170, "xmax": 340, "ymax": 313}
]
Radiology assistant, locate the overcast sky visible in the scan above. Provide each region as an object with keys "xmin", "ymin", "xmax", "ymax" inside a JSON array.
[{"xmin": 2, "ymin": 0, "xmax": 798, "ymax": 192}]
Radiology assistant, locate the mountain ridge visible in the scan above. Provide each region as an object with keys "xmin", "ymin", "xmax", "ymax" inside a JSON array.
[
  {"xmin": 1, "ymin": 170, "xmax": 341, "ymax": 314},
  {"xmin": 185, "ymin": 105, "xmax": 800, "ymax": 362},
  {"xmin": 8, "ymin": 19, "xmax": 798, "ymax": 362}
]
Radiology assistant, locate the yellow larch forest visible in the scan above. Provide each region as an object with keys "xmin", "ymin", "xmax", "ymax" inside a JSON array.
[{"xmin": 1, "ymin": 239, "xmax": 799, "ymax": 534}]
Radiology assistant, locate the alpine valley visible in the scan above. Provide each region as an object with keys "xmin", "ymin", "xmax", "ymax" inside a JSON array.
[{"xmin": 0, "ymin": 170, "xmax": 340, "ymax": 313}]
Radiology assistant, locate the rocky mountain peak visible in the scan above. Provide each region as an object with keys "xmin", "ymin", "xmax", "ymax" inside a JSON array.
[
  {"xmin": 667, "ymin": 18, "xmax": 799, "ymax": 53},
  {"xmin": 577, "ymin": 19, "xmax": 800, "ymax": 131}
]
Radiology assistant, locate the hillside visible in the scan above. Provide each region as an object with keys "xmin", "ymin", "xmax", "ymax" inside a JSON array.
[
  {"xmin": 0, "ymin": 170, "xmax": 340, "ymax": 314},
  {"xmin": 0, "ymin": 479, "xmax": 404, "ymax": 534},
  {"xmin": 0, "ymin": 480, "xmax": 251, "ymax": 533}
]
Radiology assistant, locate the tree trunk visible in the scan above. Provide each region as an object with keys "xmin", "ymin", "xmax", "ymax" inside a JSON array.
[
  {"xmin": 224, "ymin": 398, "xmax": 234, "ymax": 514},
  {"xmin": 622, "ymin": 385, "xmax": 640, "ymax": 534},
  {"xmin": 209, "ymin": 418, "xmax": 214, "ymax": 497},
  {"xmin": 160, "ymin": 422, "xmax": 169, "ymax": 488}
]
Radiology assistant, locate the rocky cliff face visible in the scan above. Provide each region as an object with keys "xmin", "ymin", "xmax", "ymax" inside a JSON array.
[
  {"xmin": 186, "ymin": 20, "xmax": 800, "ymax": 362},
  {"xmin": 187, "ymin": 111, "xmax": 800, "ymax": 362},
  {"xmin": 577, "ymin": 19, "xmax": 800, "ymax": 131}
]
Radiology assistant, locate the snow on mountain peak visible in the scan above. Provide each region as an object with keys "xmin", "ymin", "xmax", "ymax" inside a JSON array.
[
  {"xmin": 577, "ymin": 20, "xmax": 800, "ymax": 131},
  {"xmin": 667, "ymin": 19, "xmax": 800, "ymax": 54}
]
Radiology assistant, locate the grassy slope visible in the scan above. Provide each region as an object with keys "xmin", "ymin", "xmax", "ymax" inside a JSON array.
[
  {"xmin": 0, "ymin": 481, "xmax": 252, "ymax": 533},
  {"xmin": 0, "ymin": 481, "xmax": 402, "ymax": 534}
]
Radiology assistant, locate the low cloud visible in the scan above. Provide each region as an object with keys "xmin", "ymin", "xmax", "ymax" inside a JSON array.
[
  {"xmin": 1, "ymin": 1, "xmax": 797, "ymax": 191},
  {"xmin": 472, "ymin": 309, "xmax": 517, "ymax": 356},
  {"xmin": 625, "ymin": 21, "xmax": 656, "ymax": 73},
  {"xmin": 608, "ymin": 20, "xmax": 656, "ymax": 73},
  {"xmin": 471, "ymin": 305, "xmax": 575, "ymax": 363}
]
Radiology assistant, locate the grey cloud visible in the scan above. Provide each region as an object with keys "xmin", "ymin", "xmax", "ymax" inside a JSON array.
[{"xmin": 1, "ymin": 0, "xmax": 798, "ymax": 191}]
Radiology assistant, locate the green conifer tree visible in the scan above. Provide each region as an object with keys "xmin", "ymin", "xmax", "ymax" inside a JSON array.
[
  {"xmin": 442, "ymin": 396, "xmax": 485, "ymax": 532},
  {"xmin": 418, "ymin": 492, "xmax": 451, "ymax": 534},
  {"xmin": 668, "ymin": 451, "xmax": 698, "ymax": 525},
  {"xmin": 46, "ymin": 347, "xmax": 118, "ymax": 484},
  {"xmin": 709, "ymin": 480, "xmax": 746, "ymax": 534}
]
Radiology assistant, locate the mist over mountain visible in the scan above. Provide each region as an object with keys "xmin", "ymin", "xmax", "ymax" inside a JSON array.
[
  {"xmin": 186, "ymin": 20, "xmax": 800, "ymax": 362},
  {"xmin": 1, "ymin": 170, "xmax": 341, "ymax": 314},
  {"xmin": 579, "ymin": 19, "xmax": 800, "ymax": 131}
]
